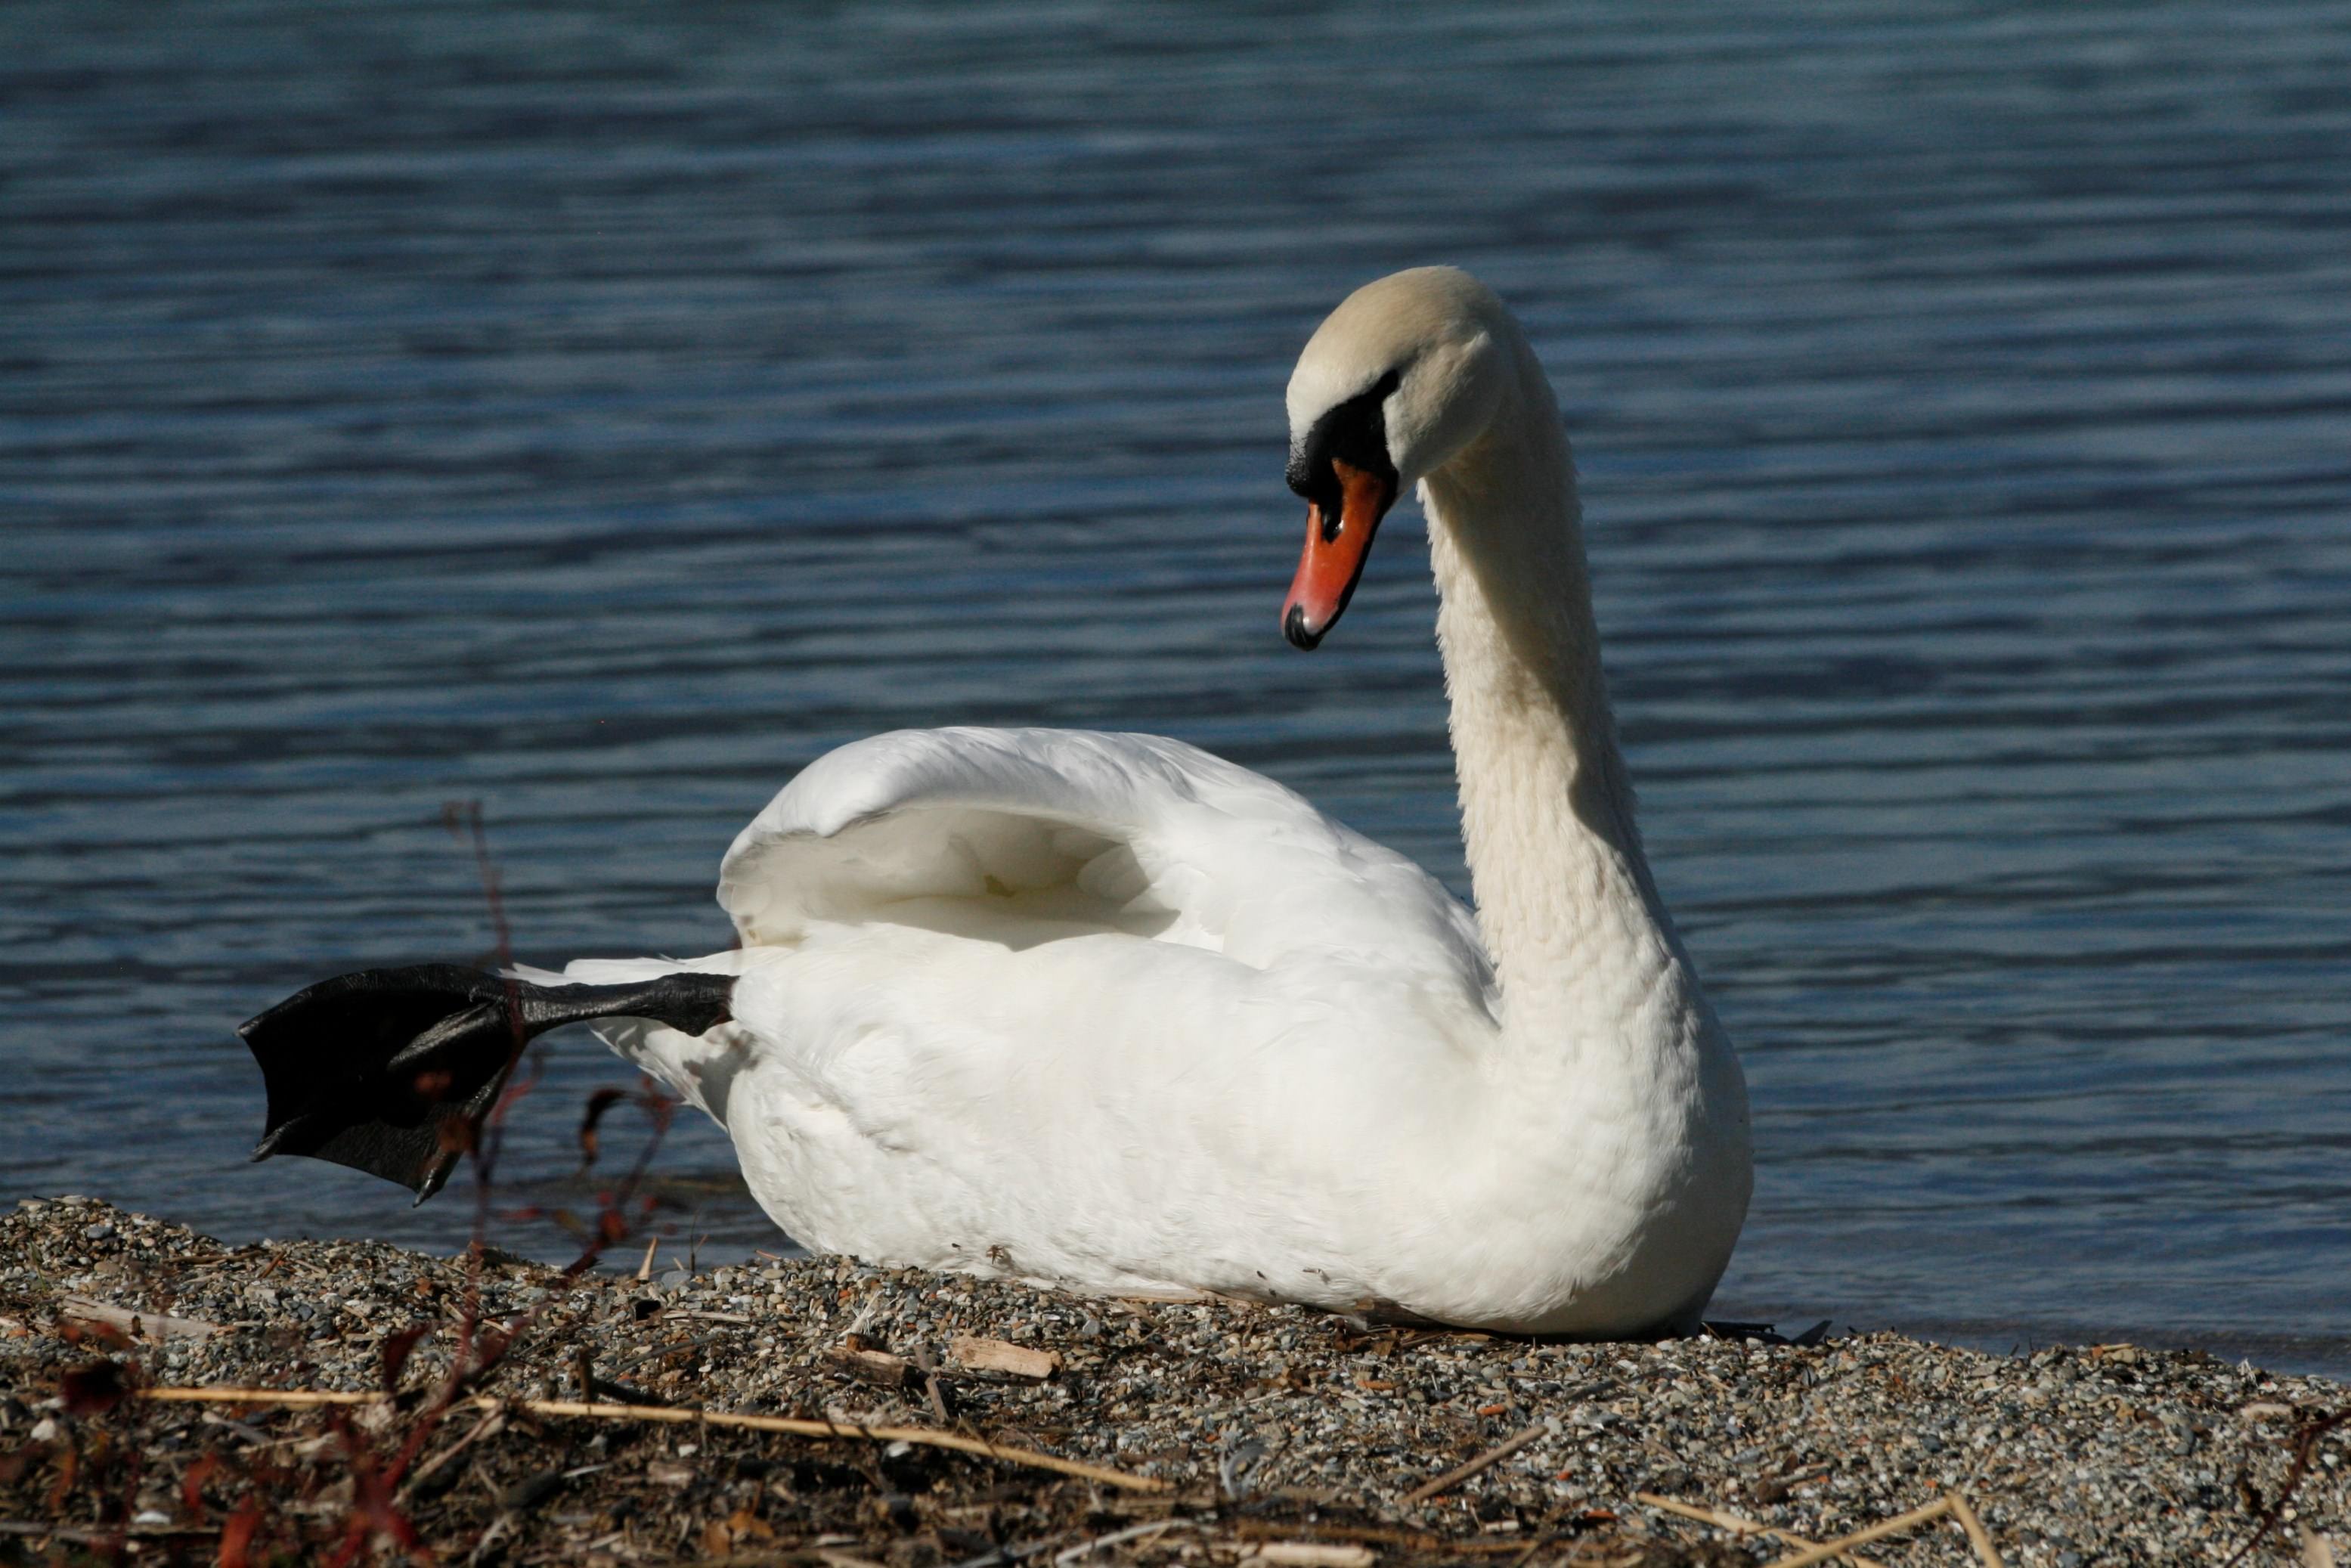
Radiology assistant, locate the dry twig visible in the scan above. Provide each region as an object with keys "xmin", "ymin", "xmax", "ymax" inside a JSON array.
[
  {"xmin": 1400, "ymin": 1422, "xmax": 1547, "ymax": 1506},
  {"xmin": 1634, "ymin": 1492, "xmax": 1888, "ymax": 1568},
  {"xmin": 1762, "ymin": 1497, "xmax": 1954, "ymax": 1568},
  {"xmin": 1231, "ymin": 1520, "xmax": 1544, "ymax": 1557},
  {"xmin": 2222, "ymin": 1408, "xmax": 2349, "ymax": 1568},
  {"xmin": 398, "ymin": 1403, "xmax": 506, "ymax": 1499},
  {"xmin": 1053, "ymin": 1520, "xmax": 1188, "ymax": 1564},
  {"xmin": 1946, "ymin": 1491, "xmax": 2006, "ymax": 1568},
  {"xmin": 136, "ymin": 1386, "xmax": 1168, "ymax": 1492}
]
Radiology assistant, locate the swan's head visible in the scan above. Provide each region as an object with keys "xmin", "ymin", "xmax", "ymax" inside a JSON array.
[{"xmin": 1281, "ymin": 266, "xmax": 1513, "ymax": 649}]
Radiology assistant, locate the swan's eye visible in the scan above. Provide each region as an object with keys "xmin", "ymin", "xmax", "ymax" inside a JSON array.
[{"xmin": 1287, "ymin": 367, "xmax": 1402, "ymax": 531}]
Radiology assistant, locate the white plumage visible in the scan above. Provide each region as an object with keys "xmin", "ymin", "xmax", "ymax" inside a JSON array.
[{"xmin": 553, "ymin": 268, "xmax": 1752, "ymax": 1336}]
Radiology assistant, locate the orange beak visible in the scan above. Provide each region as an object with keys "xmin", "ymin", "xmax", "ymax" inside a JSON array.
[{"xmin": 1282, "ymin": 458, "xmax": 1398, "ymax": 649}]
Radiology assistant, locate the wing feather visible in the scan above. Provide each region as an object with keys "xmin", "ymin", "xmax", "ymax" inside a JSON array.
[{"xmin": 717, "ymin": 727, "xmax": 1489, "ymax": 996}]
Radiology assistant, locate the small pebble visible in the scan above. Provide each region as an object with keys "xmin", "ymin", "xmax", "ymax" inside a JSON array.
[{"xmin": 0, "ymin": 1196, "xmax": 2340, "ymax": 1566}]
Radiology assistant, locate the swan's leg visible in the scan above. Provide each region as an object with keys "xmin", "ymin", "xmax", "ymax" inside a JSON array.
[{"xmin": 239, "ymin": 963, "xmax": 734, "ymax": 1203}]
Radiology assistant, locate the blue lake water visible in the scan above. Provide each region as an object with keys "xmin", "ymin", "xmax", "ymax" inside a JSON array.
[{"xmin": 4, "ymin": 2, "xmax": 2347, "ymax": 1375}]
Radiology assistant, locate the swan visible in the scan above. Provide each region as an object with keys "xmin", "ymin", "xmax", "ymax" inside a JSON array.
[{"xmin": 242, "ymin": 266, "xmax": 1752, "ymax": 1337}]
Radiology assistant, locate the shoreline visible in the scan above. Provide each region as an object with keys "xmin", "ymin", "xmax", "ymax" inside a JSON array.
[{"xmin": 4, "ymin": 1195, "xmax": 2343, "ymax": 1564}]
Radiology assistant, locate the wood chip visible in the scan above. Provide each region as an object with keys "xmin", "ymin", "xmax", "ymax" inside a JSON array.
[
  {"xmin": 829, "ymin": 1347, "xmax": 919, "ymax": 1390},
  {"xmin": 949, "ymin": 1334, "xmax": 1061, "ymax": 1381},
  {"xmin": 59, "ymin": 1297, "xmax": 221, "ymax": 1343},
  {"xmin": 1247, "ymin": 1545, "xmax": 1377, "ymax": 1568}
]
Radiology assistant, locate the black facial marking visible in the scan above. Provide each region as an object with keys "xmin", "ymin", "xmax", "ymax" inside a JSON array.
[{"xmin": 1287, "ymin": 367, "xmax": 1402, "ymax": 531}]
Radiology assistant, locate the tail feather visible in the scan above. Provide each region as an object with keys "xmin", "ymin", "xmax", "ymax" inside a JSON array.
[{"xmin": 240, "ymin": 963, "xmax": 734, "ymax": 1203}]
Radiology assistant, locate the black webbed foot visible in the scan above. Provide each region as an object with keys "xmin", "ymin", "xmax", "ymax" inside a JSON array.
[{"xmin": 240, "ymin": 963, "xmax": 733, "ymax": 1202}]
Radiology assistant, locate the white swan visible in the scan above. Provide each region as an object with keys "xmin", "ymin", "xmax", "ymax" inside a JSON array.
[{"xmin": 243, "ymin": 267, "xmax": 1751, "ymax": 1337}]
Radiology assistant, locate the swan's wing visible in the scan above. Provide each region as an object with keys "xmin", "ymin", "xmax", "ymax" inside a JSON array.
[
  {"xmin": 567, "ymin": 729, "xmax": 1499, "ymax": 1297},
  {"xmin": 717, "ymin": 727, "xmax": 1490, "ymax": 996}
]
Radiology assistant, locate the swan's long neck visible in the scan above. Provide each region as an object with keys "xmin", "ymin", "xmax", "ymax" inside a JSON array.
[{"xmin": 1420, "ymin": 368, "xmax": 1683, "ymax": 1052}]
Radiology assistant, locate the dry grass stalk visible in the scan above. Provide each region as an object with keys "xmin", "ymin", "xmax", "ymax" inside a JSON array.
[
  {"xmin": 1400, "ymin": 1422, "xmax": 1548, "ymax": 1506},
  {"xmin": 1632, "ymin": 1492, "xmax": 1888, "ymax": 1568},
  {"xmin": 1761, "ymin": 1497, "xmax": 1954, "ymax": 1568},
  {"xmin": 1945, "ymin": 1491, "xmax": 2006, "ymax": 1568},
  {"xmin": 136, "ymin": 1386, "xmax": 1169, "ymax": 1492},
  {"xmin": 144, "ymin": 1386, "xmax": 383, "ymax": 1408}
]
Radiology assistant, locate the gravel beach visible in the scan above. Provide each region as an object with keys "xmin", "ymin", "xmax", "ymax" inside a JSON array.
[{"xmin": 3, "ymin": 1196, "xmax": 2342, "ymax": 1565}]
